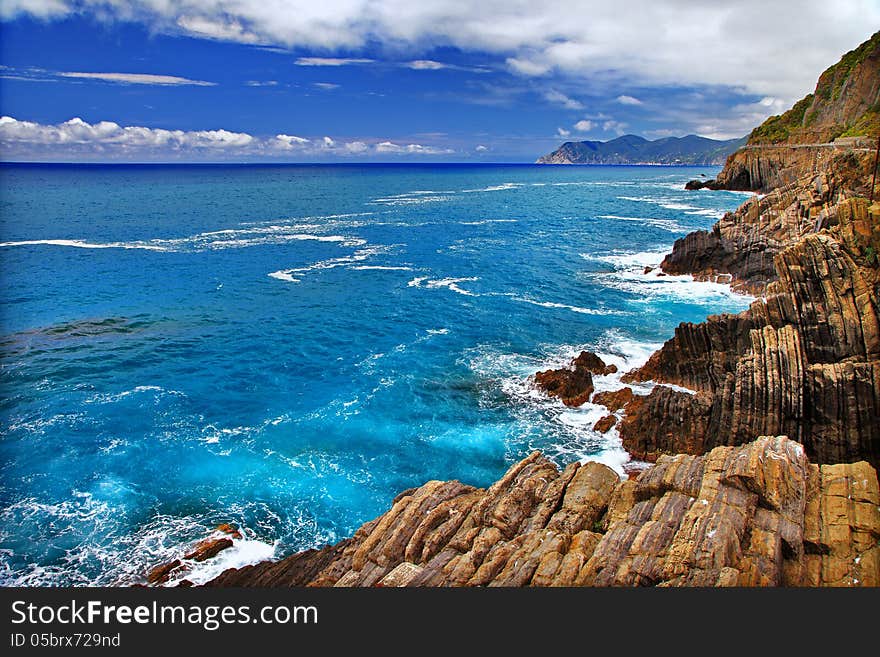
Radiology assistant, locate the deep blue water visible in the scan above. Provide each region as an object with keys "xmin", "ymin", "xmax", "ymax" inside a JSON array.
[{"xmin": 0, "ymin": 163, "xmax": 754, "ymax": 585}]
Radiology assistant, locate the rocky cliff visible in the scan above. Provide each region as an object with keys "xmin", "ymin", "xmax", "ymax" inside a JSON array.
[
  {"xmin": 691, "ymin": 30, "xmax": 880, "ymax": 193},
  {"xmin": 623, "ymin": 182, "xmax": 880, "ymax": 469},
  {"xmin": 195, "ymin": 436, "xmax": 877, "ymax": 587},
  {"xmin": 621, "ymin": 32, "xmax": 880, "ymax": 471}
]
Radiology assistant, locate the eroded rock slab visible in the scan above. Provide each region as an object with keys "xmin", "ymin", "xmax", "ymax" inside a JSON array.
[{"xmin": 201, "ymin": 437, "xmax": 879, "ymax": 587}]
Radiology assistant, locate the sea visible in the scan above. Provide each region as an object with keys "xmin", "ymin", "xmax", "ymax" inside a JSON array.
[{"xmin": 0, "ymin": 162, "xmax": 755, "ymax": 586}]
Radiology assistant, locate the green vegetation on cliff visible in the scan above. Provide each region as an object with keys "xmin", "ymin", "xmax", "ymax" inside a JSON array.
[
  {"xmin": 749, "ymin": 94, "xmax": 815, "ymax": 144},
  {"xmin": 748, "ymin": 30, "xmax": 880, "ymax": 145}
]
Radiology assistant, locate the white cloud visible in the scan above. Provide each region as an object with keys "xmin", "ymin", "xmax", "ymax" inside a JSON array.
[
  {"xmin": 374, "ymin": 141, "xmax": 452, "ymax": 154},
  {"xmin": 0, "ymin": 116, "xmax": 252, "ymax": 149},
  {"xmin": 556, "ymin": 127, "xmax": 570, "ymax": 137},
  {"xmin": 573, "ymin": 120, "xmax": 593, "ymax": 132},
  {"xmin": 274, "ymin": 133, "xmax": 310, "ymax": 148},
  {"xmin": 406, "ymin": 60, "xmax": 446, "ymax": 70},
  {"xmin": 295, "ymin": 57, "xmax": 373, "ymax": 66},
  {"xmin": 246, "ymin": 80, "xmax": 278, "ymax": 86},
  {"xmin": 176, "ymin": 15, "xmax": 261, "ymax": 43},
  {"xmin": 313, "ymin": 82, "xmax": 340, "ymax": 90},
  {"xmin": 0, "ymin": 116, "xmax": 456, "ymax": 159},
  {"xmin": 543, "ymin": 90, "xmax": 584, "ymax": 110},
  {"xmin": 0, "ymin": 0, "xmax": 68, "ymax": 19},
  {"xmin": 616, "ymin": 95, "xmax": 643, "ymax": 105},
  {"xmin": 6, "ymin": 0, "xmax": 868, "ymax": 103},
  {"xmin": 505, "ymin": 57, "xmax": 551, "ymax": 77},
  {"xmin": 475, "ymin": 144, "xmax": 488, "ymax": 151},
  {"xmin": 602, "ymin": 120, "xmax": 628, "ymax": 134},
  {"xmin": 59, "ymin": 72, "xmax": 216, "ymax": 86}
]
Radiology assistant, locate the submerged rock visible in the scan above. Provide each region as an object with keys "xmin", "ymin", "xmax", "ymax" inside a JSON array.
[{"xmin": 202, "ymin": 437, "xmax": 879, "ymax": 587}]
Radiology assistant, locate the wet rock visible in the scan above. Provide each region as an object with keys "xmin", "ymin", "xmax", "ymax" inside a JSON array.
[
  {"xmin": 146, "ymin": 560, "xmax": 183, "ymax": 586},
  {"xmin": 592, "ymin": 387, "xmax": 635, "ymax": 412},
  {"xmin": 535, "ymin": 361, "xmax": 593, "ymax": 407},
  {"xmin": 593, "ymin": 414, "xmax": 617, "ymax": 433},
  {"xmin": 202, "ymin": 437, "xmax": 879, "ymax": 587},
  {"xmin": 534, "ymin": 351, "xmax": 618, "ymax": 407}
]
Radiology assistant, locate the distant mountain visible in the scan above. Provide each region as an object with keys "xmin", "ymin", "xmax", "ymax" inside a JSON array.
[{"xmin": 536, "ymin": 134, "xmax": 747, "ymax": 165}]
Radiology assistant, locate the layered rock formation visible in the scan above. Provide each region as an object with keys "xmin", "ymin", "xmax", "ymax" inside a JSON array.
[
  {"xmin": 665, "ymin": 152, "xmax": 877, "ymax": 295},
  {"xmin": 199, "ymin": 436, "xmax": 878, "ymax": 587},
  {"xmin": 623, "ymin": 31, "xmax": 880, "ymax": 471},
  {"xmin": 623, "ymin": 195, "xmax": 880, "ymax": 468}
]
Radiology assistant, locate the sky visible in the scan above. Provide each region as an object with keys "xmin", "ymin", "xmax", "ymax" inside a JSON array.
[{"xmin": 0, "ymin": 1, "xmax": 878, "ymax": 162}]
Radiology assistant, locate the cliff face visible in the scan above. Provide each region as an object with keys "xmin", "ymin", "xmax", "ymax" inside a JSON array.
[
  {"xmin": 697, "ymin": 30, "xmax": 880, "ymax": 193},
  {"xmin": 200, "ymin": 437, "xmax": 879, "ymax": 587},
  {"xmin": 626, "ymin": 33, "xmax": 880, "ymax": 469},
  {"xmin": 750, "ymin": 30, "xmax": 880, "ymax": 146},
  {"xmin": 624, "ymin": 193, "xmax": 880, "ymax": 468}
]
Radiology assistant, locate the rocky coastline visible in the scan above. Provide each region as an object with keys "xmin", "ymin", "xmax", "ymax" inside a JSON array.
[{"xmin": 142, "ymin": 32, "xmax": 880, "ymax": 588}]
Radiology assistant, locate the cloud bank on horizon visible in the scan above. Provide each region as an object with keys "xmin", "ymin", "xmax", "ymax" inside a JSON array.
[{"xmin": 1, "ymin": 0, "xmax": 878, "ymax": 161}]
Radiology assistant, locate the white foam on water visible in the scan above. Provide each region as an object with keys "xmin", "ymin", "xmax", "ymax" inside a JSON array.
[
  {"xmin": 163, "ymin": 536, "xmax": 278, "ymax": 587},
  {"xmin": 617, "ymin": 195, "xmax": 701, "ymax": 212},
  {"xmin": 684, "ymin": 208, "xmax": 727, "ymax": 218},
  {"xmin": 84, "ymin": 385, "xmax": 185, "ymax": 405},
  {"xmin": 599, "ymin": 266, "xmax": 755, "ymax": 304},
  {"xmin": 586, "ymin": 247, "xmax": 672, "ymax": 269},
  {"xmin": 597, "ymin": 214, "xmax": 685, "ymax": 232},
  {"xmin": 269, "ymin": 244, "xmax": 393, "ymax": 283},
  {"xmin": 459, "ymin": 219, "xmax": 519, "ymax": 225},
  {"xmin": 0, "ymin": 239, "xmax": 168, "ymax": 251},
  {"xmin": 461, "ymin": 182, "xmax": 525, "ymax": 193},
  {"xmin": 349, "ymin": 265, "xmax": 413, "ymax": 271},
  {"xmin": 407, "ymin": 276, "xmax": 480, "ymax": 296},
  {"xmin": 510, "ymin": 296, "xmax": 626, "ymax": 316},
  {"xmin": 463, "ymin": 330, "xmax": 669, "ymax": 476},
  {"xmin": 268, "ymin": 270, "xmax": 299, "ymax": 282},
  {"xmin": 370, "ymin": 190, "xmax": 455, "ymax": 205}
]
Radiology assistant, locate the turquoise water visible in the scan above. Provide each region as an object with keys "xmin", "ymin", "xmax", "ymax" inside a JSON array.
[{"xmin": 0, "ymin": 163, "xmax": 753, "ymax": 585}]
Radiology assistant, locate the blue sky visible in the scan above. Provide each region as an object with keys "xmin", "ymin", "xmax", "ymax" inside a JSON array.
[{"xmin": 1, "ymin": 1, "xmax": 878, "ymax": 162}]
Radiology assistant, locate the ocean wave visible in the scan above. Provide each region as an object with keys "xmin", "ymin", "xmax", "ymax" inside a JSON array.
[
  {"xmin": 0, "ymin": 239, "xmax": 167, "ymax": 251},
  {"xmin": 461, "ymin": 183, "xmax": 525, "ymax": 193},
  {"xmin": 617, "ymin": 195, "xmax": 700, "ymax": 212},
  {"xmin": 407, "ymin": 276, "xmax": 479, "ymax": 296},
  {"xmin": 0, "ymin": 231, "xmax": 367, "ymax": 253},
  {"xmin": 269, "ymin": 244, "xmax": 393, "ymax": 283},
  {"xmin": 585, "ymin": 247, "xmax": 672, "ymax": 269},
  {"xmin": 596, "ymin": 214, "xmax": 686, "ymax": 232},
  {"xmin": 508, "ymin": 295, "xmax": 626, "ymax": 316},
  {"xmin": 0, "ymin": 492, "xmax": 328, "ymax": 586},
  {"xmin": 684, "ymin": 208, "xmax": 726, "ymax": 218},
  {"xmin": 463, "ymin": 330, "xmax": 665, "ymax": 475},
  {"xmin": 369, "ymin": 190, "xmax": 455, "ymax": 206},
  {"xmin": 459, "ymin": 219, "xmax": 519, "ymax": 225},
  {"xmin": 584, "ymin": 247, "xmax": 756, "ymax": 304},
  {"xmin": 84, "ymin": 385, "xmax": 185, "ymax": 405},
  {"xmin": 349, "ymin": 265, "xmax": 414, "ymax": 271}
]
